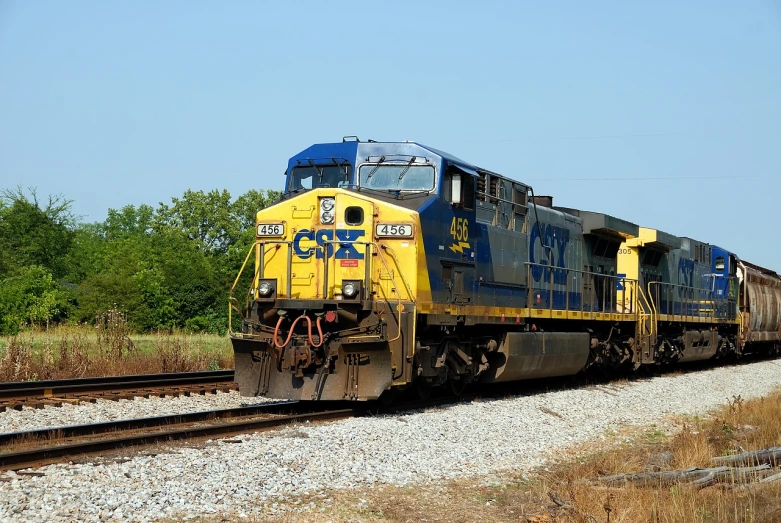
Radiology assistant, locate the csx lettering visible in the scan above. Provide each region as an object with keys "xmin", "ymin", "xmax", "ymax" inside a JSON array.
[
  {"xmin": 678, "ymin": 258, "xmax": 695, "ymax": 295},
  {"xmin": 293, "ymin": 229, "xmax": 365, "ymax": 260},
  {"xmin": 529, "ymin": 223, "xmax": 570, "ymax": 284}
]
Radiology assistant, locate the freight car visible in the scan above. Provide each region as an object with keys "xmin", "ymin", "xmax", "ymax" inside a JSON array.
[{"xmin": 229, "ymin": 137, "xmax": 781, "ymax": 401}]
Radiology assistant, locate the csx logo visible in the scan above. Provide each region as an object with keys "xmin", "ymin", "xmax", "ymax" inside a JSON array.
[
  {"xmin": 678, "ymin": 258, "xmax": 695, "ymax": 296},
  {"xmin": 293, "ymin": 229, "xmax": 365, "ymax": 260},
  {"xmin": 529, "ymin": 223, "xmax": 570, "ymax": 284}
]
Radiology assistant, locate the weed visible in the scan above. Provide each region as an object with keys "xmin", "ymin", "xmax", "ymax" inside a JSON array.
[
  {"xmin": 0, "ymin": 336, "xmax": 33, "ymax": 381},
  {"xmin": 95, "ymin": 307, "xmax": 135, "ymax": 360},
  {"xmin": 0, "ymin": 320, "xmax": 233, "ymax": 380}
]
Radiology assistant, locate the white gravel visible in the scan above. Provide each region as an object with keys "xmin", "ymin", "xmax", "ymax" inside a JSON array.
[
  {"xmin": 0, "ymin": 391, "xmax": 276, "ymax": 434},
  {"xmin": 1, "ymin": 359, "xmax": 781, "ymax": 522}
]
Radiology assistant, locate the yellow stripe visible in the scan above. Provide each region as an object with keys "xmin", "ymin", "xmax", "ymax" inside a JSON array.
[{"xmin": 416, "ymin": 302, "xmax": 740, "ymax": 324}]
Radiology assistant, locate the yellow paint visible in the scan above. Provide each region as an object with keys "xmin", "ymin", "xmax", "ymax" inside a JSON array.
[
  {"xmin": 617, "ymin": 227, "xmax": 663, "ymax": 313},
  {"xmin": 254, "ymin": 189, "xmax": 421, "ymax": 304}
]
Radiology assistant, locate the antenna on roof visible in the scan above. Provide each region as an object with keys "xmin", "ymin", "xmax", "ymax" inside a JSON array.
[{"xmin": 342, "ymin": 136, "xmax": 360, "ymax": 142}]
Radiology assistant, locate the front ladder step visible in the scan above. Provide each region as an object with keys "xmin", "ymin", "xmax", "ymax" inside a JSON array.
[{"xmin": 637, "ymin": 316, "xmax": 656, "ymax": 364}]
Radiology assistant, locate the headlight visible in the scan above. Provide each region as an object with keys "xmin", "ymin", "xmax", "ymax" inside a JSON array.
[
  {"xmin": 258, "ymin": 281, "xmax": 273, "ymax": 296},
  {"xmin": 320, "ymin": 198, "xmax": 335, "ymax": 224},
  {"xmin": 342, "ymin": 282, "xmax": 358, "ymax": 298}
]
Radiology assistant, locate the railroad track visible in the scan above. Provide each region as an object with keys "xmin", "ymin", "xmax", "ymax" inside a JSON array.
[
  {"xmin": 0, "ymin": 401, "xmax": 357, "ymax": 471},
  {"xmin": 0, "ymin": 370, "xmax": 236, "ymax": 411},
  {"xmin": 0, "ymin": 395, "xmax": 469, "ymax": 471}
]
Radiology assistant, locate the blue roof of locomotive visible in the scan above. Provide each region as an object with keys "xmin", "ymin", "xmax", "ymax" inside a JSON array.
[{"xmin": 286, "ymin": 139, "xmax": 480, "ymax": 174}]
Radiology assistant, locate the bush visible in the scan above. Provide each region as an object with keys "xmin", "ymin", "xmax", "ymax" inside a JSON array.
[{"xmin": 0, "ymin": 265, "xmax": 70, "ymax": 334}]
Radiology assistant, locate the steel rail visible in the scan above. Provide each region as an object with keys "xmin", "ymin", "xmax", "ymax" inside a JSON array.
[
  {"xmin": 0, "ymin": 407, "xmax": 356, "ymax": 471},
  {"xmin": 0, "ymin": 401, "xmax": 302, "ymax": 446},
  {"xmin": 0, "ymin": 370, "xmax": 235, "ymax": 399}
]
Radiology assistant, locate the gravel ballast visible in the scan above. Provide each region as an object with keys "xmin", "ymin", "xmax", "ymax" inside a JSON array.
[{"xmin": 1, "ymin": 359, "xmax": 780, "ymax": 522}]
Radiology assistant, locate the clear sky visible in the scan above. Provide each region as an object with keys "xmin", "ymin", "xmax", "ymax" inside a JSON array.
[{"xmin": 1, "ymin": 1, "xmax": 780, "ymax": 267}]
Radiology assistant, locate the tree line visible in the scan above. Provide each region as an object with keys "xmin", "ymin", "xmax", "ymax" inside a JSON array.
[{"xmin": 0, "ymin": 187, "xmax": 280, "ymax": 335}]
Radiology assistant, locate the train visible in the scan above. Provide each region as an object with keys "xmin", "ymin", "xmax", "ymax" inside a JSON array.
[{"xmin": 228, "ymin": 137, "xmax": 781, "ymax": 401}]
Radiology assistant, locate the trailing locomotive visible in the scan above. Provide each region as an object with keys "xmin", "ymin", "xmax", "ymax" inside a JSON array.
[{"xmin": 229, "ymin": 137, "xmax": 781, "ymax": 401}]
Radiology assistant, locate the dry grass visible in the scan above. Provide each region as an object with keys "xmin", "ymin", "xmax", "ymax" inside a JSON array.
[
  {"xmin": 196, "ymin": 388, "xmax": 781, "ymax": 523},
  {"xmin": 0, "ymin": 323, "xmax": 233, "ymax": 381}
]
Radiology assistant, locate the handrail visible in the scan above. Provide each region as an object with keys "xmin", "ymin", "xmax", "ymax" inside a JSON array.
[
  {"xmin": 637, "ymin": 285, "xmax": 656, "ymax": 337},
  {"xmin": 367, "ymin": 241, "xmax": 406, "ymax": 342},
  {"xmin": 376, "ymin": 243, "xmax": 419, "ymax": 343},
  {"xmin": 737, "ymin": 307, "xmax": 744, "ymax": 341},
  {"xmin": 325, "ymin": 239, "xmax": 407, "ymax": 342},
  {"xmin": 378, "ymin": 244, "xmax": 417, "ymax": 305},
  {"xmin": 644, "ymin": 282, "xmax": 658, "ymax": 323},
  {"xmin": 228, "ymin": 240, "xmax": 262, "ymax": 336},
  {"xmin": 647, "ymin": 281, "xmax": 733, "ymax": 322},
  {"xmin": 523, "ymin": 261, "xmax": 639, "ymax": 316},
  {"xmin": 230, "ymin": 240, "xmax": 261, "ymax": 298},
  {"xmin": 228, "ymin": 237, "xmax": 411, "ymax": 344}
]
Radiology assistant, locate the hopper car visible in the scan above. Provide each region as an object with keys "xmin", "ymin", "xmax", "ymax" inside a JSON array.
[{"xmin": 229, "ymin": 137, "xmax": 781, "ymax": 401}]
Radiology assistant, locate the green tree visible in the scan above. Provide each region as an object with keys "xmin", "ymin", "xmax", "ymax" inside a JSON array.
[
  {"xmin": 155, "ymin": 189, "xmax": 237, "ymax": 255},
  {"xmin": 103, "ymin": 204, "xmax": 154, "ymax": 240},
  {"xmin": 0, "ymin": 188, "xmax": 76, "ymax": 278},
  {"xmin": 232, "ymin": 189, "xmax": 282, "ymax": 230},
  {"xmin": 0, "ymin": 266, "xmax": 70, "ymax": 334},
  {"xmin": 2, "ymin": 186, "xmax": 281, "ymax": 334}
]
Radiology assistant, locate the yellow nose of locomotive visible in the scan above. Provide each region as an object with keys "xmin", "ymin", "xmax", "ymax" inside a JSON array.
[
  {"xmin": 254, "ymin": 189, "xmax": 376, "ymax": 301},
  {"xmin": 231, "ymin": 186, "xmax": 422, "ymax": 401}
]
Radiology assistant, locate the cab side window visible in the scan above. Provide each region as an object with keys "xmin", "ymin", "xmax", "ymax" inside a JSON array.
[{"xmin": 444, "ymin": 169, "xmax": 475, "ymax": 210}]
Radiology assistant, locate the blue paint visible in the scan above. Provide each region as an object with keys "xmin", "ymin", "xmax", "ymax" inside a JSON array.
[
  {"xmin": 529, "ymin": 222, "xmax": 570, "ymax": 284},
  {"xmin": 292, "ymin": 229, "xmax": 366, "ymax": 260},
  {"xmin": 678, "ymin": 257, "xmax": 695, "ymax": 294}
]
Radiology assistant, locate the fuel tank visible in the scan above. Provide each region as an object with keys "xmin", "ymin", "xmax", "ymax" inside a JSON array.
[
  {"xmin": 677, "ymin": 330, "xmax": 719, "ymax": 363},
  {"xmin": 480, "ymin": 332, "xmax": 589, "ymax": 383}
]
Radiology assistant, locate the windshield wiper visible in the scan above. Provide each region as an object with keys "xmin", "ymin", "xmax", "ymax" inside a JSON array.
[
  {"xmin": 365, "ymin": 155, "xmax": 385, "ymax": 180},
  {"xmin": 332, "ymin": 157, "xmax": 349, "ymax": 183},
  {"xmin": 307, "ymin": 159, "xmax": 324, "ymax": 183},
  {"xmin": 397, "ymin": 156, "xmax": 417, "ymax": 181},
  {"xmin": 396, "ymin": 190, "xmax": 432, "ymax": 199}
]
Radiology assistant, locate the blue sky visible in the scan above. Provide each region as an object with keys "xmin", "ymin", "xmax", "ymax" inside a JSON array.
[{"xmin": 1, "ymin": 1, "xmax": 780, "ymax": 267}]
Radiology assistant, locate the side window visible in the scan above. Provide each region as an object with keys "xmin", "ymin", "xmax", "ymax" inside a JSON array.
[{"xmin": 445, "ymin": 169, "xmax": 475, "ymax": 210}]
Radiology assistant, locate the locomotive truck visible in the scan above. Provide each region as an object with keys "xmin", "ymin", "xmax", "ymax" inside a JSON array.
[{"xmin": 228, "ymin": 137, "xmax": 781, "ymax": 401}]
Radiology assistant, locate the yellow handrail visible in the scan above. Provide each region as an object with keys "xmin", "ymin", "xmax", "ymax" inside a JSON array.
[
  {"xmin": 227, "ymin": 238, "xmax": 414, "ymax": 344},
  {"xmin": 228, "ymin": 240, "xmax": 261, "ymax": 336},
  {"xmin": 639, "ymin": 284, "xmax": 657, "ymax": 336}
]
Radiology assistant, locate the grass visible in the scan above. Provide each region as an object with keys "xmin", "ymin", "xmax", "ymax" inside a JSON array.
[
  {"xmin": 0, "ymin": 323, "xmax": 234, "ymax": 381},
  {"xmin": 195, "ymin": 388, "xmax": 781, "ymax": 523}
]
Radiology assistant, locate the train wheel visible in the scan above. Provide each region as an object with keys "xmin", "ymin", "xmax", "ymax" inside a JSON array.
[
  {"xmin": 378, "ymin": 388, "xmax": 399, "ymax": 405},
  {"xmin": 447, "ymin": 377, "xmax": 467, "ymax": 397},
  {"xmin": 415, "ymin": 379, "xmax": 433, "ymax": 400}
]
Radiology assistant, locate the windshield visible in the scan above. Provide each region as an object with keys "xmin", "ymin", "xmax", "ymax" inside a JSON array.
[
  {"xmin": 359, "ymin": 164, "xmax": 435, "ymax": 191},
  {"xmin": 288, "ymin": 165, "xmax": 352, "ymax": 192}
]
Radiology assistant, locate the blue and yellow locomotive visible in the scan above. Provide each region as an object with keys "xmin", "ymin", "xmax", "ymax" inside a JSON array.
[{"xmin": 229, "ymin": 137, "xmax": 777, "ymax": 401}]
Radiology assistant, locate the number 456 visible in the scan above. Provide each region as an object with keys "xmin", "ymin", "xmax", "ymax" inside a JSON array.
[{"xmin": 450, "ymin": 217, "xmax": 468, "ymax": 241}]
